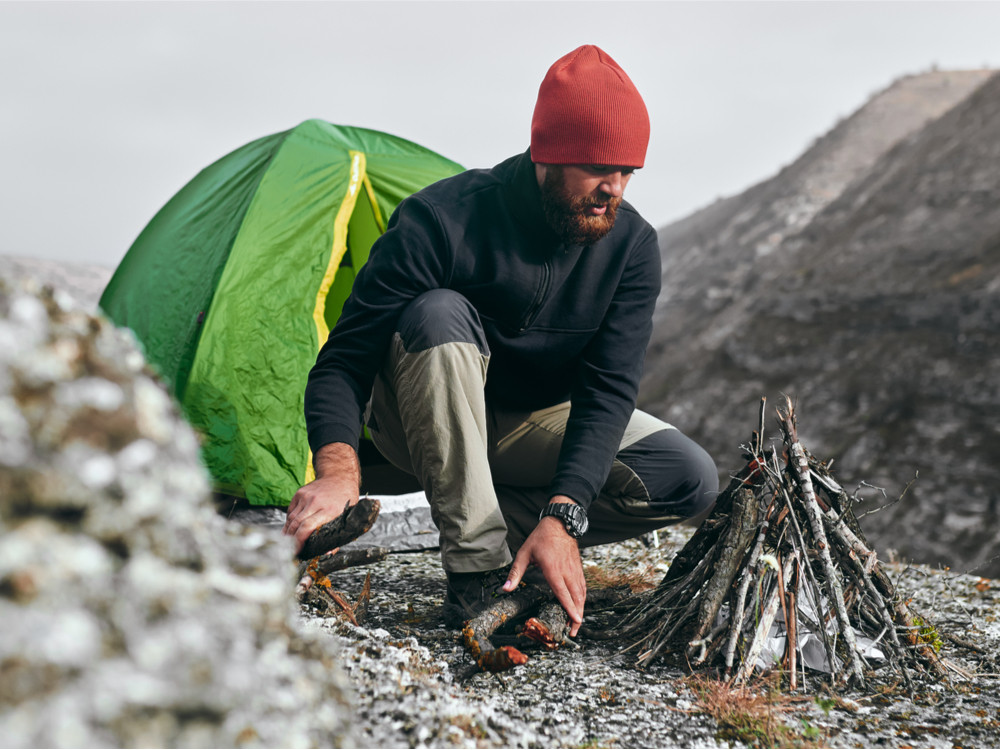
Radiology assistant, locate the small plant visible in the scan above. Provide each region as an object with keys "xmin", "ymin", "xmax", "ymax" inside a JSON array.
[
  {"xmin": 815, "ymin": 696, "xmax": 837, "ymax": 714},
  {"xmin": 799, "ymin": 717, "xmax": 823, "ymax": 740},
  {"xmin": 912, "ymin": 616, "xmax": 945, "ymax": 653}
]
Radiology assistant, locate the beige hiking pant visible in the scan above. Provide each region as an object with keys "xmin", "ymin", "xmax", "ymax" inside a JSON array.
[{"xmin": 365, "ymin": 290, "xmax": 718, "ymax": 573}]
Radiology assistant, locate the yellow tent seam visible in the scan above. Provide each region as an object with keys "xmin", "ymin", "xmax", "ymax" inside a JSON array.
[
  {"xmin": 306, "ymin": 150, "xmax": 367, "ymax": 484},
  {"xmin": 361, "ymin": 173, "xmax": 386, "ymax": 234},
  {"xmin": 305, "ymin": 449, "xmax": 316, "ymax": 484},
  {"xmin": 313, "ymin": 149, "xmax": 366, "ymax": 344}
]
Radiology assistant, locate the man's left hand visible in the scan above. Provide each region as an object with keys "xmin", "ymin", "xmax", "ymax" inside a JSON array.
[{"xmin": 502, "ymin": 498, "xmax": 587, "ymax": 637}]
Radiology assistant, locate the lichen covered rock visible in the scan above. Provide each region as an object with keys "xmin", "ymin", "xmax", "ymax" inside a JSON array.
[{"xmin": 0, "ymin": 278, "xmax": 352, "ymax": 748}]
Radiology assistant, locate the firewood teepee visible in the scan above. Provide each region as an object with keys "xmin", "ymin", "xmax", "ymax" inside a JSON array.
[{"xmin": 586, "ymin": 397, "xmax": 951, "ymax": 690}]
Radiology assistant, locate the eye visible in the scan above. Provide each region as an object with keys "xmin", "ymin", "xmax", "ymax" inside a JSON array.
[{"xmin": 587, "ymin": 165, "xmax": 637, "ymax": 176}]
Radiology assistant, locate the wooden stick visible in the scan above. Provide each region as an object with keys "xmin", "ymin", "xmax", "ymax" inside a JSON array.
[
  {"xmin": 328, "ymin": 589, "xmax": 359, "ymax": 626},
  {"xmin": 723, "ymin": 497, "xmax": 772, "ymax": 675},
  {"xmin": 736, "ymin": 553, "xmax": 796, "ymax": 684},
  {"xmin": 295, "ymin": 572, "xmax": 315, "ymax": 600},
  {"xmin": 775, "ymin": 552, "xmax": 792, "ymax": 684},
  {"xmin": 776, "ymin": 456, "xmax": 839, "ymax": 677},
  {"xmin": 688, "ymin": 485, "xmax": 759, "ymax": 654},
  {"xmin": 786, "ymin": 559, "xmax": 799, "ymax": 691},
  {"xmin": 462, "ymin": 585, "xmax": 548, "ymax": 673},
  {"xmin": 840, "ymin": 552, "xmax": 913, "ymax": 690},
  {"xmin": 297, "ymin": 496, "xmax": 381, "ymax": 560},
  {"xmin": 297, "ymin": 546, "xmax": 390, "ymax": 580},
  {"xmin": 779, "ymin": 398, "xmax": 866, "ymax": 686},
  {"xmin": 354, "ymin": 572, "xmax": 372, "ymax": 625}
]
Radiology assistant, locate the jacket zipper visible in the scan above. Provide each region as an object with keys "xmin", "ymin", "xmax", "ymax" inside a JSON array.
[{"xmin": 518, "ymin": 260, "xmax": 551, "ymax": 332}]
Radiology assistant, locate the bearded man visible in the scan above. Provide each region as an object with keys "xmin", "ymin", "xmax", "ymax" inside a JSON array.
[{"xmin": 284, "ymin": 45, "xmax": 719, "ymax": 636}]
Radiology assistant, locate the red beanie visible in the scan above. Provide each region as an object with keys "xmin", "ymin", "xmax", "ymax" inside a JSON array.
[{"xmin": 530, "ymin": 45, "xmax": 650, "ymax": 168}]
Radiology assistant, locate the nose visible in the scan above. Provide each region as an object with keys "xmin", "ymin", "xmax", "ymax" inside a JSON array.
[{"xmin": 599, "ymin": 171, "xmax": 626, "ymax": 199}]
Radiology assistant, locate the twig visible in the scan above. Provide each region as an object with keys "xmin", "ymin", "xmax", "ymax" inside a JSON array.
[
  {"xmin": 856, "ymin": 475, "xmax": 917, "ymax": 519},
  {"xmin": 354, "ymin": 572, "xmax": 372, "ymax": 624},
  {"xmin": 297, "ymin": 546, "xmax": 390, "ymax": 580},
  {"xmin": 736, "ymin": 553, "xmax": 797, "ymax": 683},
  {"xmin": 785, "ymin": 558, "xmax": 799, "ymax": 690}
]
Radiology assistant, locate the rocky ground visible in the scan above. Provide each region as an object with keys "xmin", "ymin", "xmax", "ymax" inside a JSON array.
[{"xmin": 285, "ymin": 517, "xmax": 1000, "ymax": 749}]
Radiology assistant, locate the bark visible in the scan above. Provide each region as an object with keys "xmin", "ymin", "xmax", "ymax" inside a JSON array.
[
  {"xmin": 462, "ymin": 585, "xmax": 548, "ymax": 673},
  {"xmin": 687, "ymin": 485, "xmax": 759, "ymax": 653},
  {"xmin": 297, "ymin": 496, "xmax": 381, "ymax": 560}
]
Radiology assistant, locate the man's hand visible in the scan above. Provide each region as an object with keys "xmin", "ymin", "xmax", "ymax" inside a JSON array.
[
  {"xmin": 283, "ymin": 442, "xmax": 361, "ymax": 554},
  {"xmin": 502, "ymin": 497, "xmax": 587, "ymax": 637}
]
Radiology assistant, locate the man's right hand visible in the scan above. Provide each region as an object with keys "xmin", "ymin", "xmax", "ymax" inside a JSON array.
[
  {"xmin": 283, "ymin": 442, "xmax": 361, "ymax": 554},
  {"xmin": 502, "ymin": 497, "xmax": 587, "ymax": 637}
]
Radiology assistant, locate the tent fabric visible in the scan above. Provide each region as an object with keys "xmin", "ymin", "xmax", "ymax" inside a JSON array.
[{"xmin": 100, "ymin": 120, "xmax": 464, "ymax": 505}]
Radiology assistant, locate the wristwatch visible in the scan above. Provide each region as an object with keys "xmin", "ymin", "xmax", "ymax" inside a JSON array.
[{"xmin": 539, "ymin": 502, "xmax": 589, "ymax": 539}]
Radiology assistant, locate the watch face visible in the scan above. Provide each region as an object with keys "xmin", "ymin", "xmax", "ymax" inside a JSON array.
[{"xmin": 542, "ymin": 503, "xmax": 588, "ymax": 538}]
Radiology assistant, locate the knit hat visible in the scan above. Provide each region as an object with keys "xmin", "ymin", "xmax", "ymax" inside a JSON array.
[{"xmin": 530, "ymin": 45, "xmax": 650, "ymax": 168}]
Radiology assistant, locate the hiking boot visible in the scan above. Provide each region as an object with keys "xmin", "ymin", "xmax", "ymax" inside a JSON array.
[{"xmin": 442, "ymin": 566, "xmax": 513, "ymax": 628}]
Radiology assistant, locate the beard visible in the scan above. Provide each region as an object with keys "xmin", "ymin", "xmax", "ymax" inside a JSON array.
[{"xmin": 539, "ymin": 166, "xmax": 621, "ymax": 246}]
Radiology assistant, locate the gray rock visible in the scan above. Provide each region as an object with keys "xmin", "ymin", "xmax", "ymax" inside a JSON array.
[
  {"xmin": 0, "ymin": 277, "xmax": 352, "ymax": 748},
  {"xmin": 347, "ymin": 492, "xmax": 439, "ymax": 552}
]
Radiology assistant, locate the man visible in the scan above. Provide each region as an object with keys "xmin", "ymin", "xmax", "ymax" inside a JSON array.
[{"xmin": 283, "ymin": 45, "xmax": 718, "ymax": 637}]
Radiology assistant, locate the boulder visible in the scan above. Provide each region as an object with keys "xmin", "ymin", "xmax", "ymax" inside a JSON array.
[{"xmin": 0, "ymin": 277, "xmax": 353, "ymax": 747}]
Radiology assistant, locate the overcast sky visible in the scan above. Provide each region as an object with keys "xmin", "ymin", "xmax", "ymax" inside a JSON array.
[{"xmin": 3, "ymin": 1, "xmax": 999, "ymax": 268}]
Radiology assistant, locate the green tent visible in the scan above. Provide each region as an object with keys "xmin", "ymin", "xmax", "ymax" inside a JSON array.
[{"xmin": 100, "ymin": 120, "xmax": 464, "ymax": 505}]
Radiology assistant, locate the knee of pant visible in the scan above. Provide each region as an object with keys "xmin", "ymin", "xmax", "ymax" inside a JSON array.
[
  {"xmin": 620, "ymin": 429, "xmax": 720, "ymax": 520},
  {"xmin": 679, "ymin": 443, "xmax": 720, "ymax": 519},
  {"xmin": 396, "ymin": 289, "xmax": 489, "ymax": 355}
]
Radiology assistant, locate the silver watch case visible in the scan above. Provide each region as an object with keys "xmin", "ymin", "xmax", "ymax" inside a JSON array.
[{"xmin": 539, "ymin": 502, "xmax": 589, "ymax": 538}]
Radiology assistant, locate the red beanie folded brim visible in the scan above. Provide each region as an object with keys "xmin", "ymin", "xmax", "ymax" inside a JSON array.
[{"xmin": 531, "ymin": 45, "xmax": 650, "ymax": 168}]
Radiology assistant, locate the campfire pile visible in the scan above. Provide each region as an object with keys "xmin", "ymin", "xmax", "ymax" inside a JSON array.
[{"xmin": 587, "ymin": 397, "xmax": 950, "ymax": 689}]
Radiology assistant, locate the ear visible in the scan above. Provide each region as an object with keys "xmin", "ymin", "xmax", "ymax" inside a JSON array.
[{"xmin": 534, "ymin": 162, "xmax": 548, "ymax": 188}]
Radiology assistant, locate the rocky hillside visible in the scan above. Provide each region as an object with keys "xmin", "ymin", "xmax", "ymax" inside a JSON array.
[{"xmin": 642, "ymin": 70, "xmax": 1000, "ymax": 576}]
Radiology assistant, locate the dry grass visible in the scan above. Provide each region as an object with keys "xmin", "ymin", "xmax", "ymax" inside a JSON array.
[
  {"xmin": 686, "ymin": 675, "xmax": 827, "ymax": 749},
  {"xmin": 583, "ymin": 562, "xmax": 658, "ymax": 593}
]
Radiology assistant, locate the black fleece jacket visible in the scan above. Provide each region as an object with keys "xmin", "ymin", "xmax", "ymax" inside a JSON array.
[{"xmin": 305, "ymin": 149, "xmax": 661, "ymax": 511}]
